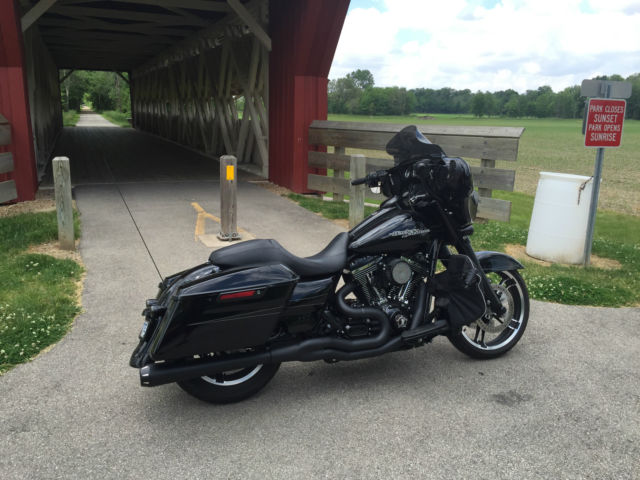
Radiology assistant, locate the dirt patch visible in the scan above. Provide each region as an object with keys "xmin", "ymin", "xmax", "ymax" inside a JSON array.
[
  {"xmin": 331, "ymin": 218, "xmax": 350, "ymax": 230},
  {"xmin": 417, "ymin": 115, "xmax": 435, "ymax": 120},
  {"xmin": 0, "ymin": 190, "xmax": 56, "ymax": 218},
  {"xmin": 505, "ymin": 244, "xmax": 621, "ymax": 270},
  {"xmin": 27, "ymin": 240, "xmax": 83, "ymax": 265},
  {"xmin": 250, "ymin": 180, "xmax": 293, "ymax": 197}
]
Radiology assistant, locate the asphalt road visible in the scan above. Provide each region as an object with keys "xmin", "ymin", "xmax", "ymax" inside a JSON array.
[{"xmin": 1, "ymin": 179, "xmax": 638, "ymax": 479}]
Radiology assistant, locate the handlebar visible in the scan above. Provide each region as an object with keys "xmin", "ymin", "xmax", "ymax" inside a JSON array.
[
  {"xmin": 350, "ymin": 169, "xmax": 389, "ymax": 186},
  {"xmin": 350, "ymin": 177, "xmax": 367, "ymax": 186}
]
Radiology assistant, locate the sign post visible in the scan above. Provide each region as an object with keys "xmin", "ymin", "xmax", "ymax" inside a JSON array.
[{"xmin": 580, "ymin": 79, "xmax": 630, "ymax": 266}]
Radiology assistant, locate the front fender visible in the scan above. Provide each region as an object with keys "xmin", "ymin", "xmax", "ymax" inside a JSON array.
[{"xmin": 476, "ymin": 251, "xmax": 523, "ymax": 272}]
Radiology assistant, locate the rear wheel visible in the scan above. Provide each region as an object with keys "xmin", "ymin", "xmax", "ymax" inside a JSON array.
[
  {"xmin": 448, "ymin": 269, "xmax": 529, "ymax": 359},
  {"xmin": 178, "ymin": 362, "xmax": 280, "ymax": 404}
]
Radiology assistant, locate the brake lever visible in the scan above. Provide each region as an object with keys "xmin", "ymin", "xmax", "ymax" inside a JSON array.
[{"xmin": 408, "ymin": 193, "xmax": 428, "ymax": 206}]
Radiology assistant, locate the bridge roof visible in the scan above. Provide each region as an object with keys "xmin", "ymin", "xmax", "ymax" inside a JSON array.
[{"xmin": 19, "ymin": 0, "xmax": 263, "ymax": 72}]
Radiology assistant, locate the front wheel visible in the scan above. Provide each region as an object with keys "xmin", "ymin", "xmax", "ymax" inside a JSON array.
[
  {"xmin": 177, "ymin": 362, "xmax": 280, "ymax": 404},
  {"xmin": 448, "ymin": 270, "xmax": 529, "ymax": 359}
]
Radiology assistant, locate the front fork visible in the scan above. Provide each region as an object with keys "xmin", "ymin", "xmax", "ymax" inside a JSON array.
[{"xmin": 444, "ymin": 237, "xmax": 506, "ymax": 316}]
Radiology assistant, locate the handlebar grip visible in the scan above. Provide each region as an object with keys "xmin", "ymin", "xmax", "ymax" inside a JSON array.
[{"xmin": 351, "ymin": 177, "xmax": 367, "ymax": 186}]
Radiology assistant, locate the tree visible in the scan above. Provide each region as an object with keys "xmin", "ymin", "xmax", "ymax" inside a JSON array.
[
  {"xmin": 60, "ymin": 70, "xmax": 89, "ymax": 111},
  {"xmin": 328, "ymin": 76, "xmax": 360, "ymax": 114},
  {"xmin": 534, "ymin": 87, "xmax": 555, "ymax": 117},
  {"xmin": 328, "ymin": 70, "xmax": 639, "ymax": 119},
  {"xmin": 346, "ymin": 69, "xmax": 374, "ymax": 90},
  {"xmin": 359, "ymin": 87, "xmax": 388, "ymax": 115},
  {"xmin": 471, "ymin": 91, "xmax": 487, "ymax": 117},
  {"xmin": 625, "ymin": 73, "xmax": 640, "ymax": 120},
  {"xmin": 555, "ymin": 86, "xmax": 582, "ymax": 118},
  {"xmin": 504, "ymin": 95, "xmax": 521, "ymax": 117}
]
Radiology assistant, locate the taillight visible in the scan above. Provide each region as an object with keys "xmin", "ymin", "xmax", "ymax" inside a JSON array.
[{"xmin": 218, "ymin": 289, "xmax": 263, "ymax": 302}]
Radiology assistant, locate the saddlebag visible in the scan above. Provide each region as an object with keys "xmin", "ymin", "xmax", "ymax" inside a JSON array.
[
  {"xmin": 136, "ymin": 263, "xmax": 298, "ymax": 363},
  {"xmin": 430, "ymin": 254, "xmax": 486, "ymax": 330}
]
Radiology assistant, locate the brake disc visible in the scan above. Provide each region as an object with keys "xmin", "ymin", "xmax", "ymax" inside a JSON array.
[{"xmin": 474, "ymin": 283, "xmax": 514, "ymax": 334}]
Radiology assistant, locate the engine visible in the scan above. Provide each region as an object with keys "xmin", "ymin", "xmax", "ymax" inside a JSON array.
[{"xmin": 347, "ymin": 253, "xmax": 430, "ymax": 330}]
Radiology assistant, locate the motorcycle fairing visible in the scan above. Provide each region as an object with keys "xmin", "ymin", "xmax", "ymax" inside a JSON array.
[
  {"xmin": 476, "ymin": 251, "xmax": 524, "ymax": 272},
  {"xmin": 385, "ymin": 125, "xmax": 445, "ymax": 162},
  {"xmin": 430, "ymin": 254, "xmax": 486, "ymax": 330}
]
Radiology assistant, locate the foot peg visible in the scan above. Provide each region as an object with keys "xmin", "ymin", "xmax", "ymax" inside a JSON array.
[{"xmin": 401, "ymin": 320, "xmax": 449, "ymax": 344}]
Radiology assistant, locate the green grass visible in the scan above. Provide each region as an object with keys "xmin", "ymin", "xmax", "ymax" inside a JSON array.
[
  {"xmin": 62, "ymin": 110, "xmax": 80, "ymax": 127},
  {"xmin": 286, "ymin": 190, "xmax": 640, "ymax": 307},
  {"xmin": 0, "ymin": 211, "xmax": 83, "ymax": 374},
  {"xmin": 288, "ymin": 193, "xmax": 377, "ymax": 219},
  {"xmin": 328, "ymin": 113, "xmax": 640, "ymax": 216},
  {"xmin": 100, "ymin": 110, "xmax": 132, "ymax": 127},
  {"xmin": 472, "ymin": 191, "xmax": 640, "ymax": 306}
]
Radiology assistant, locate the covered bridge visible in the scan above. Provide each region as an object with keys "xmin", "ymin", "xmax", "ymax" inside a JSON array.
[{"xmin": 0, "ymin": 0, "xmax": 350, "ymax": 202}]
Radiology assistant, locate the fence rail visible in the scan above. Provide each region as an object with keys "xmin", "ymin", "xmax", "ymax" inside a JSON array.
[
  {"xmin": 308, "ymin": 120, "xmax": 524, "ymax": 226},
  {"xmin": 0, "ymin": 113, "xmax": 17, "ymax": 204}
]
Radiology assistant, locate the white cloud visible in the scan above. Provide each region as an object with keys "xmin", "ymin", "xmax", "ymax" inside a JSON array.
[{"xmin": 329, "ymin": 0, "xmax": 640, "ymax": 92}]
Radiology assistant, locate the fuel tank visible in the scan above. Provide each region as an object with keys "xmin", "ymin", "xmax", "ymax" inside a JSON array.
[{"xmin": 348, "ymin": 209, "xmax": 431, "ymax": 254}]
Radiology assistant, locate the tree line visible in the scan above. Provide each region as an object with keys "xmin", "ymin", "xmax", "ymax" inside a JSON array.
[
  {"xmin": 60, "ymin": 70, "xmax": 131, "ymax": 113},
  {"xmin": 329, "ymin": 70, "xmax": 640, "ymax": 120}
]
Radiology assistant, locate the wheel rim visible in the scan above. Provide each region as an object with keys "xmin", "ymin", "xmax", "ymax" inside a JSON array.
[
  {"xmin": 460, "ymin": 271, "xmax": 525, "ymax": 351},
  {"xmin": 201, "ymin": 365, "xmax": 263, "ymax": 387}
]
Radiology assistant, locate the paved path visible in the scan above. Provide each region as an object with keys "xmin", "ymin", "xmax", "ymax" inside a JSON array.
[
  {"xmin": 1, "ymin": 128, "xmax": 639, "ymax": 479},
  {"xmin": 75, "ymin": 112, "xmax": 119, "ymax": 127}
]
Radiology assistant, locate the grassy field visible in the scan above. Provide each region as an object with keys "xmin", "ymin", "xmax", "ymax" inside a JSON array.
[
  {"xmin": 328, "ymin": 113, "xmax": 640, "ymax": 216},
  {"xmin": 476, "ymin": 191, "xmax": 639, "ymax": 306},
  {"xmin": 62, "ymin": 110, "xmax": 80, "ymax": 127},
  {"xmin": 0, "ymin": 212, "xmax": 83, "ymax": 374}
]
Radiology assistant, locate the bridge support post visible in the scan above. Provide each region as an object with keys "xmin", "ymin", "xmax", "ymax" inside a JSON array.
[
  {"xmin": 0, "ymin": 0, "xmax": 37, "ymax": 201},
  {"xmin": 268, "ymin": 0, "xmax": 350, "ymax": 193}
]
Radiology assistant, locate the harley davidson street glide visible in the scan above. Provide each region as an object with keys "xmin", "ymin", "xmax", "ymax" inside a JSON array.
[{"xmin": 130, "ymin": 125, "xmax": 529, "ymax": 404}]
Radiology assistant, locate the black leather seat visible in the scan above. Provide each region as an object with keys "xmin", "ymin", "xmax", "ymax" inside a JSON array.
[{"xmin": 209, "ymin": 232, "xmax": 348, "ymax": 277}]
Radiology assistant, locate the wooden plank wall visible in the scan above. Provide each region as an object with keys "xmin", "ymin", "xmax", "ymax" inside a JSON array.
[
  {"xmin": 23, "ymin": 26, "xmax": 62, "ymax": 180},
  {"xmin": 0, "ymin": 114, "xmax": 17, "ymax": 203},
  {"xmin": 308, "ymin": 121, "xmax": 525, "ymax": 222},
  {"xmin": 131, "ymin": 3, "xmax": 269, "ymax": 176}
]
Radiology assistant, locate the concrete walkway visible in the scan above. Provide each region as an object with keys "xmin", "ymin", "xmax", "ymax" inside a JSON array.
[{"xmin": 1, "ymin": 128, "xmax": 639, "ymax": 479}]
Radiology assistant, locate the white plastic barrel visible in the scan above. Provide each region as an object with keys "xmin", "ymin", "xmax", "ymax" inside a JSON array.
[{"xmin": 526, "ymin": 172, "xmax": 595, "ymax": 264}]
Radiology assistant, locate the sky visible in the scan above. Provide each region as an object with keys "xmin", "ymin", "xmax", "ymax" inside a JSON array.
[{"xmin": 328, "ymin": 0, "xmax": 640, "ymax": 93}]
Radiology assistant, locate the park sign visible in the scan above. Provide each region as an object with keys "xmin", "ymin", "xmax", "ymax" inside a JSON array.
[
  {"xmin": 579, "ymin": 78, "xmax": 631, "ymax": 266},
  {"xmin": 584, "ymin": 98, "xmax": 626, "ymax": 148}
]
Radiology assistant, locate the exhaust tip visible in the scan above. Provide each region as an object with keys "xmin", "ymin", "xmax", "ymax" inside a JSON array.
[{"xmin": 140, "ymin": 365, "xmax": 152, "ymax": 386}]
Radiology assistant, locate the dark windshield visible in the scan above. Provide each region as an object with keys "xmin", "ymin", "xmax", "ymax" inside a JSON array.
[{"xmin": 385, "ymin": 125, "xmax": 445, "ymax": 164}]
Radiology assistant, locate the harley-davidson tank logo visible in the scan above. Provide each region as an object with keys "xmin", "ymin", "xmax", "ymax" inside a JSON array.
[{"xmin": 388, "ymin": 228, "xmax": 430, "ymax": 239}]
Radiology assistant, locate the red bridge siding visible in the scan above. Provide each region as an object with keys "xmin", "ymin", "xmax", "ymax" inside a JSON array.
[
  {"xmin": 0, "ymin": 0, "xmax": 37, "ymax": 201},
  {"xmin": 269, "ymin": 0, "xmax": 350, "ymax": 192}
]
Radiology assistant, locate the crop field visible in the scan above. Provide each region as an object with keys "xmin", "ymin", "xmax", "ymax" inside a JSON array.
[{"xmin": 328, "ymin": 113, "xmax": 640, "ymax": 216}]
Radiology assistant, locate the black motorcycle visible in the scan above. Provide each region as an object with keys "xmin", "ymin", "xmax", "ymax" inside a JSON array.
[{"xmin": 130, "ymin": 125, "xmax": 529, "ymax": 404}]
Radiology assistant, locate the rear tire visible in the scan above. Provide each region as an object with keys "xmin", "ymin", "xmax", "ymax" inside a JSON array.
[
  {"xmin": 448, "ymin": 270, "xmax": 529, "ymax": 359},
  {"xmin": 178, "ymin": 362, "xmax": 280, "ymax": 404}
]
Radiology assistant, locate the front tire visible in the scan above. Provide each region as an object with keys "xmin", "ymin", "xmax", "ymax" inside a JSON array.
[
  {"xmin": 448, "ymin": 270, "xmax": 529, "ymax": 359},
  {"xmin": 177, "ymin": 362, "xmax": 280, "ymax": 404}
]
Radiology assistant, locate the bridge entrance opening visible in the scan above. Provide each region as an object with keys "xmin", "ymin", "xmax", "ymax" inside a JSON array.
[{"xmin": 1, "ymin": 0, "xmax": 350, "ymax": 201}]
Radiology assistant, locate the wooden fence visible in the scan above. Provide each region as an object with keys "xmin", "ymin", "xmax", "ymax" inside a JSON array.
[
  {"xmin": 307, "ymin": 120, "xmax": 524, "ymax": 227},
  {"xmin": 0, "ymin": 113, "xmax": 17, "ymax": 204}
]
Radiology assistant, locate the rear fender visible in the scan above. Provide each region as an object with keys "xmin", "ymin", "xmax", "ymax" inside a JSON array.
[{"xmin": 476, "ymin": 251, "xmax": 523, "ymax": 272}]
